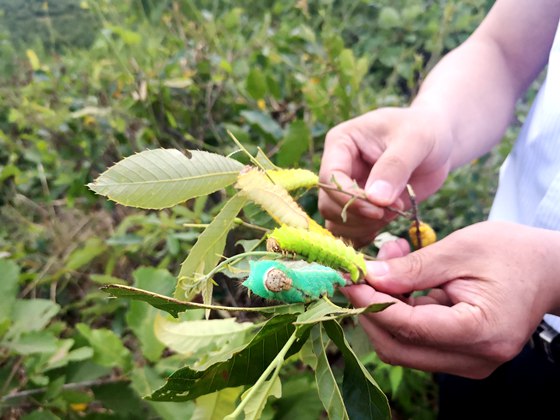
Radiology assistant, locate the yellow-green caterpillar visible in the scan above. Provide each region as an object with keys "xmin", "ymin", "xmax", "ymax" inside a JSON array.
[
  {"xmin": 266, "ymin": 225, "xmax": 366, "ymax": 282},
  {"xmin": 242, "ymin": 259, "xmax": 345, "ymax": 303}
]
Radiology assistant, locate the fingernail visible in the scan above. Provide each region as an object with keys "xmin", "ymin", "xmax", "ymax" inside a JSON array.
[
  {"xmin": 367, "ymin": 180, "xmax": 393, "ymax": 203},
  {"xmin": 367, "ymin": 261, "xmax": 389, "ymax": 279}
]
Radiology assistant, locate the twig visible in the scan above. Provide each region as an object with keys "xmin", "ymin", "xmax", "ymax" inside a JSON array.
[
  {"xmin": 317, "ymin": 182, "xmax": 410, "ymax": 218},
  {"xmin": 1, "ymin": 377, "xmax": 128, "ymax": 402},
  {"xmin": 225, "ymin": 331, "xmax": 298, "ymax": 419},
  {"xmin": 197, "ymin": 251, "xmax": 281, "ymax": 284},
  {"xmin": 1, "ymin": 357, "xmax": 23, "ymax": 398},
  {"xmin": 407, "ymin": 184, "xmax": 423, "ymax": 249},
  {"xmin": 234, "ymin": 218, "xmax": 271, "ymax": 233}
]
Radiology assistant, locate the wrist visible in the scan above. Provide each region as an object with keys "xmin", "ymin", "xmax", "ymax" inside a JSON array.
[{"xmin": 527, "ymin": 227, "xmax": 560, "ymax": 317}]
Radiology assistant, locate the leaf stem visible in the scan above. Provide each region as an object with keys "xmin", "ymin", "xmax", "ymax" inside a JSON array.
[
  {"xmin": 1, "ymin": 376, "xmax": 128, "ymax": 402},
  {"xmin": 317, "ymin": 182, "xmax": 410, "ymax": 218},
  {"xmin": 407, "ymin": 184, "xmax": 423, "ymax": 249},
  {"xmin": 198, "ymin": 251, "xmax": 281, "ymax": 283},
  {"xmin": 234, "ymin": 218, "xmax": 271, "ymax": 233},
  {"xmin": 225, "ymin": 330, "xmax": 298, "ymax": 419}
]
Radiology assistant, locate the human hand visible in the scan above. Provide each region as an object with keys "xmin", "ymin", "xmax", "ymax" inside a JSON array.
[
  {"xmin": 318, "ymin": 106, "xmax": 453, "ymax": 247},
  {"xmin": 342, "ymin": 221, "xmax": 560, "ymax": 378}
]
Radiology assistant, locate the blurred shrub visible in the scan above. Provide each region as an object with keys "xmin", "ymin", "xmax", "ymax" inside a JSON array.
[{"xmin": 0, "ymin": 1, "xmax": 526, "ymax": 418}]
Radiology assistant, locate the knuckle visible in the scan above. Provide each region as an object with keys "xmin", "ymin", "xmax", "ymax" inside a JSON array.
[
  {"xmin": 404, "ymin": 252, "xmax": 425, "ymax": 280},
  {"xmin": 375, "ymin": 347, "xmax": 398, "ymax": 366},
  {"xmin": 324, "ymin": 126, "xmax": 345, "ymax": 147},
  {"xmin": 393, "ymin": 321, "xmax": 425, "ymax": 344},
  {"xmin": 381, "ymin": 154, "xmax": 409, "ymax": 173},
  {"xmin": 484, "ymin": 339, "xmax": 522, "ymax": 365}
]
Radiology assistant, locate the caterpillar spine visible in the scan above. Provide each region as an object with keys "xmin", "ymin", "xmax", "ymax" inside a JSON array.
[{"xmin": 266, "ymin": 225, "xmax": 366, "ymax": 282}]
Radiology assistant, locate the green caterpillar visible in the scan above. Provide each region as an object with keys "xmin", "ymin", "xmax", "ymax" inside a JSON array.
[
  {"xmin": 266, "ymin": 225, "xmax": 366, "ymax": 282},
  {"xmin": 266, "ymin": 168, "xmax": 318, "ymax": 190},
  {"xmin": 242, "ymin": 260, "xmax": 345, "ymax": 303}
]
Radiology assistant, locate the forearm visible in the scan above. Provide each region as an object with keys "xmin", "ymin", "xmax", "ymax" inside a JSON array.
[
  {"xmin": 411, "ymin": 0, "xmax": 559, "ymax": 169},
  {"xmin": 411, "ymin": 40, "xmax": 520, "ymax": 169}
]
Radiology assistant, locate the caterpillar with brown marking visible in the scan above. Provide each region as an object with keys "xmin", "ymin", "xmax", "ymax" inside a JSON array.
[
  {"xmin": 242, "ymin": 259, "xmax": 345, "ymax": 303},
  {"xmin": 266, "ymin": 225, "xmax": 366, "ymax": 282}
]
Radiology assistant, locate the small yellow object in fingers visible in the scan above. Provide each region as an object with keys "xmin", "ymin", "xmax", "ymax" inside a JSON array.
[{"xmin": 408, "ymin": 221, "xmax": 437, "ymax": 249}]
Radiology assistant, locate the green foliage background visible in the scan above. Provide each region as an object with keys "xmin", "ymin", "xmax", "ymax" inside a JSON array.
[{"xmin": 0, "ymin": 0, "xmax": 534, "ymax": 418}]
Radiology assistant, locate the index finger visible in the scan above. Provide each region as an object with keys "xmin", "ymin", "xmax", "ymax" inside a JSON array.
[{"xmin": 345, "ymin": 284, "xmax": 484, "ymax": 351}]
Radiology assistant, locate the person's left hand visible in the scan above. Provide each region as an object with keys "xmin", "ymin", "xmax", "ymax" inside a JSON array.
[{"xmin": 342, "ymin": 221, "xmax": 560, "ymax": 378}]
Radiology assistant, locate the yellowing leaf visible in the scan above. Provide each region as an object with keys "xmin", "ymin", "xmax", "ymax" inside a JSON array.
[{"xmin": 26, "ymin": 49, "xmax": 40, "ymax": 71}]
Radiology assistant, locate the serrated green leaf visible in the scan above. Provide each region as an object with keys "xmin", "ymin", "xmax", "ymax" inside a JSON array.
[
  {"xmin": 175, "ymin": 194, "xmax": 248, "ymax": 301},
  {"xmin": 148, "ymin": 314, "xmax": 308, "ymax": 402},
  {"xmin": 102, "ymin": 284, "xmax": 304, "ymax": 317},
  {"xmin": 126, "ymin": 267, "xmax": 177, "ymax": 362},
  {"xmin": 311, "ymin": 324, "xmax": 349, "ymax": 420},
  {"xmin": 88, "ymin": 149, "xmax": 243, "ymax": 209},
  {"xmin": 295, "ymin": 299, "xmax": 394, "ymax": 325},
  {"xmin": 323, "ymin": 320, "xmax": 391, "ymax": 420}
]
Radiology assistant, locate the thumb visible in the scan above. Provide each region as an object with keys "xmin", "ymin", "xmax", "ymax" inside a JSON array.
[
  {"xmin": 365, "ymin": 244, "xmax": 450, "ymax": 294},
  {"xmin": 364, "ymin": 143, "xmax": 428, "ymax": 207}
]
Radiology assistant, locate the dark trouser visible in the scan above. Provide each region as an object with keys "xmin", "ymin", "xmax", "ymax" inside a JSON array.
[{"xmin": 437, "ymin": 344, "xmax": 560, "ymax": 420}]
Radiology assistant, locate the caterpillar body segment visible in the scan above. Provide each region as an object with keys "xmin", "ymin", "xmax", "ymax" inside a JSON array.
[
  {"xmin": 242, "ymin": 260, "xmax": 345, "ymax": 303},
  {"xmin": 266, "ymin": 225, "xmax": 366, "ymax": 282},
  {"xmin": 266, "ymin": 168, "xmax": 319, "ymax": 190},
  {"xmin": 235, "ymin": 168, "xmax": 310, "ymax": 229},
  {"xmin": 307, "ymin": 217, "xmax": 335, "ymax": 237}
]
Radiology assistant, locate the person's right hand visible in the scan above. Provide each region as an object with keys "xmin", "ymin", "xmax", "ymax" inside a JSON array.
[
  {"xmin": 318, "ymin": 106, "xmax": 453, "ymax": 247},
  {"xmin": 342, "ymin": 221, "xmax": 560, "ymax": 378}
]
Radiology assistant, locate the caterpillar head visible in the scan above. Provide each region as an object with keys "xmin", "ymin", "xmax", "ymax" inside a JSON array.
[
  {"xmin": 242, "ymin": 260, "xmax": 304, "ymax": 303},
  {"xmin": 264, "ymin": 268, "xmax": 292, "ymax": 292},
  {"xmin": 266, "ymin": 237, "xmax": 282, "ymax": 253},
  {"xmin": 242, "ymin": 260, "xmax": 286, "ymax": 298}
]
